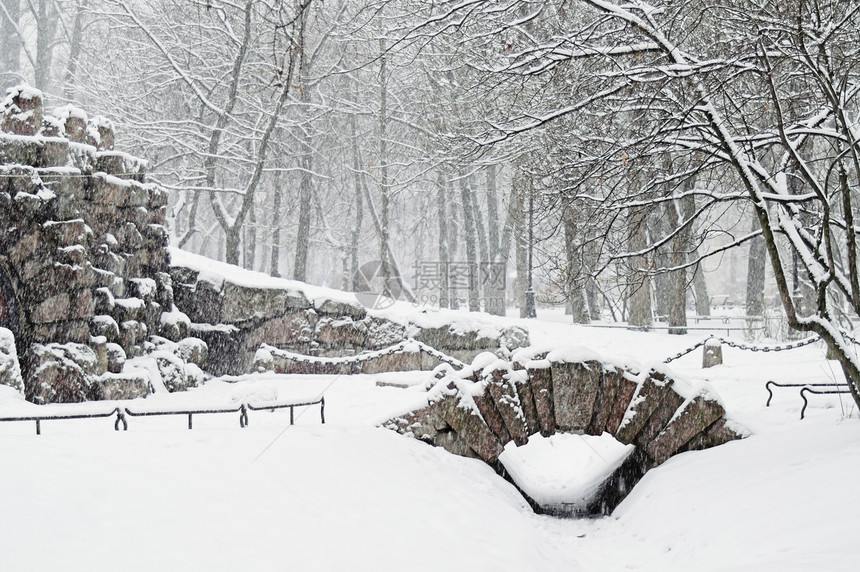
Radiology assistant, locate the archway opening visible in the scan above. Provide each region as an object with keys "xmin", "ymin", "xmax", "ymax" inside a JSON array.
[{"xmin": 499, "ymin": 432, "xmax": 635, "ymax": 517}]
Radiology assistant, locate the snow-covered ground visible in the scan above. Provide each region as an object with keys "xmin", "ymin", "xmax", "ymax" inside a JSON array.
[{"xmin": 1, "ymin": 309, "xmax": 859, "ymax": 571}]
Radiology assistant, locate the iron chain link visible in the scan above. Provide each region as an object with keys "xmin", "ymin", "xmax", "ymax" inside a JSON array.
[
  {"xmin": 264, "ymin": 339, "xmax": 466, "ymax": 370},
  {"xmin": 663, "ymin": 334, "xmax": 823, "ymax": 363}
]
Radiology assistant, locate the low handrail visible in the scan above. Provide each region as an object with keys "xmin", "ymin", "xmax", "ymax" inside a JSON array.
[
  {"xmin": 0, "ymin": 396, "xmax": 326, "ymax": 435},
  {"xmin": 247, "ymin": 396, "xmax": 325, "ymax": 425},
  {"xmin": 764, "ymin": 381, "xmax": 847, "ymax": 407},
  {"xmin": 124, "ymin": 404, "xmax": 249, "ymax": 429},
  {"xmin": 800, "ymin": 386, "xmax": 852, "ymax": 420},
  {"xmin": 0, "ymin": 407, "xmax": 127, "ymax": 435}
]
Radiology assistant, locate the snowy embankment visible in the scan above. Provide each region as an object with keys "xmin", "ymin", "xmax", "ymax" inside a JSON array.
[{"xmin": 1, "ymin": 313, "xmax": 859, "ymax": 570}]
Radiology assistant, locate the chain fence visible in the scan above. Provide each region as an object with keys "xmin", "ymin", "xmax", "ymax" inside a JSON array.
[
  {"xmin": 261, "ymin": 338, "xmax": 468, "ymax": 370},
  {"xmin": 662, "ymin": 332, "xmax": 845, "ymax": 364}
]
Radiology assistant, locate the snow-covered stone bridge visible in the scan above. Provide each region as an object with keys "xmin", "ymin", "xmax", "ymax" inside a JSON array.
[{"xmin": 383, "ymin": 349, "xmax": 746, "ymax": 515}]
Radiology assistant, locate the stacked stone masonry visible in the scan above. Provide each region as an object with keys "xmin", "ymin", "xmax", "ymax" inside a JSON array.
[
  {"xmin": 383, "ymin": 352, "xmax": 746, "ymax": 515},
  {"xmin": 0, "ymin": 86, "xmax": 196, "ymax": 403},
  {"xmin": 168, "ymin": 252, "xmax": 529, "ymax": 376}
]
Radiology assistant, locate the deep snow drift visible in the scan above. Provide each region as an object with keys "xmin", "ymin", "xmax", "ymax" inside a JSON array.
[{"xmin": 1, "ymin": 310, "xmax": 859, "ymax": 571}]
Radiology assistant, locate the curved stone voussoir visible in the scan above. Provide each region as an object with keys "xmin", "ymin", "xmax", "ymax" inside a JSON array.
[
  {"xmin": 614, "ymin": 369, "xmax": 676, "ymax": 445},
  {"xmin": 551, "ymin": 360, "xmax": 602, "ymax": 433},
  {"xmin": 510, "ymin": 363, "xmax": 540, "ymax": 438},
  {"xmin": 429, "ymin": 386, "xmax": 503, "ymax": 463},
  {"xmin": 471, "ymin": 379, "xmax": 512, "ymax": 445},
  {"xmin": 645, "ymin": 394, "xmax": 726, "ymax": 464},
  {"xmin": 381, "ymin": 350, "xmax": 746, "ymax": 516},
  {"xmin": 633, "ymin": 381, "xmax": 686, "ymax": 449},
  {"xmin": 483, "ymin": 364, "xmax": 529, "ymax": 446},
  {"xmin": 677, "ymin": 417, "xmax": 748, "ymax": 454},
  {"xmin": 588, "ymin": 367, "xmax": 622, "ymax": 435}
]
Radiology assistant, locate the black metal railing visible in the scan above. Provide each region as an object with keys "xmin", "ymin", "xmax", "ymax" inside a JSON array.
[
  {"xmin": 764, "ymin": 380, "xmax": 851, "ymax": 419},
  {"xmin": 0, "ymin": 407, "xmax": 127, "ymax": 435},
  {"xmin": 246, "ymin": 396, "xmax": 325, "ymax": 426},
  {"xmin": 123, "ymin": 404, "xmax": 249, "ymax": 429},
  {"xmin": 800, "ymin": 386, "xmax": 852, "ymax": 420},
  {"xmin": 0, "ymin": 396, "xmax": 325, "ymax": 435}
]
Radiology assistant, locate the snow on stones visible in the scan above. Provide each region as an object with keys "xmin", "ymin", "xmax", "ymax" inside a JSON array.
[
  {"xmin": 382, "ymin": 348, "xmax": 746, "ymax": 514},
  {"xmin": 0, "ymin": 327, "xmax": 23, "ymax": 393},
  {"xmin": 0, "ymin": 86, "xmax": 206, "ymax": 403},
  {"xmin": 169, "ymin": 247, "xmax": 529, "ymax": 375}
]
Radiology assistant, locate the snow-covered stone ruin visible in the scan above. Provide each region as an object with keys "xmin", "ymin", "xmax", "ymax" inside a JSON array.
[
  {"xmin": 168, "ymin": 249, "xmax": 529, "ymax": 376},
  {"xmin": 0, "ymin": 86, "xmax": 183, "ymax": 402},
  {"xmin": 0, "ymin": 85, "xmax": 528, "ymax": 403}
]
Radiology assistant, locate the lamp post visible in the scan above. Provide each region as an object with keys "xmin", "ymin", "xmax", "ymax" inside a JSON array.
[{"xmin": 524, "ymin": 185, "xmax": 537, "ymax": 318}]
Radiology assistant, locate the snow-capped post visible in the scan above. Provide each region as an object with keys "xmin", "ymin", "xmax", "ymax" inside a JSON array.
[{"xmin": 703, "ymin": 338, "xmax": 722, "ymax": 368}]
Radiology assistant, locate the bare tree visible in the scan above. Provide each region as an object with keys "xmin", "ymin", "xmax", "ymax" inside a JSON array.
[{"xmin": 405, "ymin": 0, "xmax": 860, "ymax": 407}]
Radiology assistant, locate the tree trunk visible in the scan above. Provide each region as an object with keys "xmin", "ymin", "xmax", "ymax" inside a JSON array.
[
  {"xmin": 437, "ymin": 170, "xmax": 450, "ymax": 308},
  {"xmin": 470, "ymin": 173, "xmax": 489, "ymax": 272},
  {"xmin": 377, "ymin": 39, "xmax": 392, "ymax": 297},
  {"xmin": 63, "ymin": 0, "xmax": 88, "ymax": 100},
  {"xmin": 650, "ymin": 210, "xmax": 671, "ymax": 321},
  {"xmin": 34, "ymin": 0, "xmax": 56, "ymax": 91},
  {"xmin": 350, "ymin": 159, "xmax": 364, "ymax": 292},
  {"xmin": 459, "ymin": 169, "xmax": 480, "ymax": 311},
  {"xmin": 627, "ymin": 207, "xmax": 652, "ymax": 328},
  {"xmin": 245, "ymin": 200, "xmax": 257, "ymax": 270},
  {"xmin": 0, "ymin": 0, "xmax": 21, "ymax": 89},
  {"xmin": 585, "ymin": 239, "xmax": 602, "ymax": 320},
  {"xmin": 484, "ymin": 164, "xmax": 505, "ymax": 315},
  {"xmin": 511, "ymin": 170, "xmax": 528, "ymax": 317},
  {"xmin": 447, "ymin": 175, "xmax": 461, "ymax": 309},
  {"xmin": 293, "ymin": 145, "xmax": 313, "ymax": 281},
  {"xmin": 664, "ymin": 199, "xmax": 687, "ymax": 335},
  {"xmin": 270, "ymin": 175, "xmax": 282, "ymax": 277},
  {"xmin": 563, "ymin": 206, "xmax": 589, "ymax": 323},
  {"xmin": 681, "ymin": 194, "xmax": 710, "ymax": 316},
  {"xmin": 746, "ymin": 214, "xmax": 766, "ymax": 317},
  {"xmin": 292, "ymin": 35, "xmax": 314, "ymax": 283}
]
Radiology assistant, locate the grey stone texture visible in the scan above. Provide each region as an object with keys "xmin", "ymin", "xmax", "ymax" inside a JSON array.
[
  {"xmin": 382, "ymin": 354, "xmax": 745, "ymax": 515},
  {"xmin": 0, "ymin": 87, "xmax": 194, "ymax": 403},
  {"xmin": 169, "ymin": 258, "xmax": 531, "ymax": 376}
]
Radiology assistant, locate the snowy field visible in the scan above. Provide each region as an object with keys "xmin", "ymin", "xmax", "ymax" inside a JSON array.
[{"xmin": 2, "ymin": 310, "xmax": 859, "ymax": 571}]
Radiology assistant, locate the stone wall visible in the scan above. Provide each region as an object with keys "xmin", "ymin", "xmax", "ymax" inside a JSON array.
[
  {"xmin": 168, "ymin": 249, "xmax": 529, "ymax": 376},
  {"xmin": 382, "ymin": 348, "xmax": 746, "ymax": 515},
  {"xmin": 0, "ymin": 86, "xmax": 197, "ymax": 402}
]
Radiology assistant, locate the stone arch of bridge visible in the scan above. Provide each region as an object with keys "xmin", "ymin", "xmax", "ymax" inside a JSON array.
[{"xmin": 384, "ymin": 357, "xmax": 745, "ymax": 515}]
